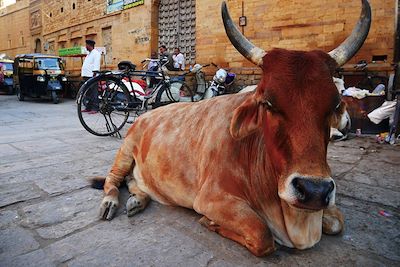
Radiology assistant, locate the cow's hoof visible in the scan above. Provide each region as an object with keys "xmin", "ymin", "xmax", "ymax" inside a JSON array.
[
  {"xmin": 126, "ymin": 195, "xmax": 145, "ymax": 217},
  {"xmin": 322, "ymin": 213, "xmax": 343, "ymax": 235},
  {"xmin": 99, "ymin": 196, "xmax": 119, "ymax": 220}
]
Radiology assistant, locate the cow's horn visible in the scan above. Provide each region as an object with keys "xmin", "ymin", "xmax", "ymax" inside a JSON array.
[
  {"xmin": 221, "ymin": 1, "xmax": 266, "ymax": 66},
  {"xmin": 328, "ymin": 0, "xmax": 371, "ymax": 66}
]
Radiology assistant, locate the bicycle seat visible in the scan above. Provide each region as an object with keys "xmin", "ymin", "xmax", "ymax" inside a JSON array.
[
  {"xmin": 93, "ymin": 70, "xmax": 112, "ymax": 74},
  {"xmin": 118, "ymin": 61, "xmax": 137, "ymax": 71}
]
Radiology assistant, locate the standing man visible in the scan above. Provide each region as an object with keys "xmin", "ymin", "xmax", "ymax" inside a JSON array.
[
  {"xmin": 81, "ymin": 39, "xmax": 101, "ymax": 81},
  {"xmin": 172, "ymin": 47, "xmax": 185, "ymax": 71},
  {"xmin": 81, "ymin": 39, "xmax": 101, "ymax": 112},
  {"xmin": 159, "ymin": 45, "xmax": 174, "ymax": 71}
]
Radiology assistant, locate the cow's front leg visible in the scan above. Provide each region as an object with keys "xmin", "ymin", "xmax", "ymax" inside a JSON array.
[
  {"xmin": 194, "ymin": 196, "xmax": 275, "ymax": 256},
  {"xmin": 322, "ymin": 205, "xmax": 344, "ymax": 235},
  {"xmin": 100, "ymin": 145, "xmax": 134, "ymax": 220}
]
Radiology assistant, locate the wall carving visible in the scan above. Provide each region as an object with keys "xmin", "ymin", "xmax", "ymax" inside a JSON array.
[{"xmin": 30, "ymin": 10, "xmax": 41, "ymax": 29}]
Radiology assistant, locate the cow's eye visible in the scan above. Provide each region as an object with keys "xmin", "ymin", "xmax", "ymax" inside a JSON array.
[
  {"xmin": 334, "ymin": 102, "xmax": 341, "ymax": 111},
  {"xmin": 262, "ymin": 100, "xmax": 273, "ymax": 109}
]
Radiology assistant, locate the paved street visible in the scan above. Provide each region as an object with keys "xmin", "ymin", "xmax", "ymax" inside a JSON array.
[{"xmin": 0, "ymin": 95, "xmax": 399, "ymax": 267}]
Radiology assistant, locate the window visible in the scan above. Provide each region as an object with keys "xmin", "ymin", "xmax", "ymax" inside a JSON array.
[
  {"xmin": 61, "ymin": 7, "xmax": 63, "ymax": 13},
  {"xmin": 72, "ymin": 3, "xmax": 75, "ymax": 9},
  {"xmin": 35, "ymin": 58, "xmax": 61, "ymax": 70},
  {"xmin": 58, "ymin": 41, "xmax": 66, "ymax": 49},
  {"xmin": 50, "ymin": 12, "xmax": 52, "ymax": 17},
  {"xmin": 3, "ymin": 63, "xmax": 13, "ymax": 71}
]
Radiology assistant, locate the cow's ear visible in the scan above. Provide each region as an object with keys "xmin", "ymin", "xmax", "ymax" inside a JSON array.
[{"xmin": 230, "ymin": 97, "xmax": 263, "ymax": 140}]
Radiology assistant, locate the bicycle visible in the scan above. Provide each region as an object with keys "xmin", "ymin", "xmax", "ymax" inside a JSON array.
[
  {"xmin": 336, "ymin": 60, "xmax": 389, "ymax": 93},
  {"xmin": 156, "ymin": 63, "xmax": 235, "ymax": 102},
  {"xmin": 353, "ymin": 61, "xmax": 388, "ymax": 92},
  {"xmin": 76, "ymin": 60, "xmax": 176, "ymax": 137}
]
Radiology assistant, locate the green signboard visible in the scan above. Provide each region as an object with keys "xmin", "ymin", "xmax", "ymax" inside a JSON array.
[{"xmin": 58, "ymin": 46, "xmax": 86, "ymax": 57}]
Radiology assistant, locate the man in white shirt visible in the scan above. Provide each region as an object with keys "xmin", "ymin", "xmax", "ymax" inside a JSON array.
[
  {"xmin": 172, "ymin": 47, "xmax": 185, "ymax": 71},
  {"xmin": 81, "ymin": 40, "xmax": 101, "ymax": 79},
  {"xmin": 81, "ymin": 39, "xmax": 101, "ymax": 113}
]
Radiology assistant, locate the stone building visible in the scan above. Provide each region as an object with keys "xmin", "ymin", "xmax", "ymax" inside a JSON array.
[{"xmin": 0, "ymin": 0, "xmax": 398, "ymax": 84}]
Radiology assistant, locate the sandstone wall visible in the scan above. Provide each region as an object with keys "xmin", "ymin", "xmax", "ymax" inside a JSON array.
[
  {"xmin": 0, "ymin": 0, "xmax": 32, "ymax": 56},
  {"xmin": 196, "ymin": 0, "xmax": 396, "ymax": 86}
]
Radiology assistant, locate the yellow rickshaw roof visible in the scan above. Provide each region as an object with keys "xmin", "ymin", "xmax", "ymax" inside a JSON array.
[{"xmin": 15, "ymin": 53, "xmax": 61, "ymax": 60}]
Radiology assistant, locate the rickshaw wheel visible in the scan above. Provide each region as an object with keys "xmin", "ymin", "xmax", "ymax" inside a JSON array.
[
  {"xmin": 16, "ymin": 86, "xmax": 24, "ymax": 101},
  {"xmin": 52, "ymin": 91, "xmax": 59, "ymax": 104}
]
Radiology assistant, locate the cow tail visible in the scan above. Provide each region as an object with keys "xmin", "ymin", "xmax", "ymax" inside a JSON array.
[{"xmin": 89, "ymin": 176, "xmax": 106, "ymax": 190}]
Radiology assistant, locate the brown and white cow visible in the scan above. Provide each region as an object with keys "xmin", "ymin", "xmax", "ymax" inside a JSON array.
[{"xmin": 92, "ymin": 0, "xmax": 371, "ymax": 256}]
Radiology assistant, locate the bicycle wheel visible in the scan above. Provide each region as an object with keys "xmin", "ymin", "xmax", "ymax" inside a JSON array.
[
  {"xmin": 77, "ymin": 76, "xmax": 131, "ymax": 136},
  {"xmin": 153, "ymin": 83, "xmax": 179, "ymax": 108}
]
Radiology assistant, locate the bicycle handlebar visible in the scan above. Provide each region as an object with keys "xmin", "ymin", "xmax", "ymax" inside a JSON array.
[{"xmin": 141, "ymin": 58, "xmax": 161, "ymax": 64}]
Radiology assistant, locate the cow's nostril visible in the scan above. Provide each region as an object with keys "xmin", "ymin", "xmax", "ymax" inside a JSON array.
[{"xmin": 292, "ymin": 177, "xmax": 306, "ymax": 201}]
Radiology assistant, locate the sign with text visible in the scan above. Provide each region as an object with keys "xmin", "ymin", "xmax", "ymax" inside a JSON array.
[
  {"xmin": 123, "ymin": 0, "xmax": 144, "ymax": 9},
  {"xmin": 59, "ymin": 47, "xmax": 106, "ymax": 57},
  {"xmin": 106, "ymin": 0, "xmax": 144, "ymax": 14},
  {"xmin": 58, "ymin": 46, "xmax": 86, "ymax": 57}
]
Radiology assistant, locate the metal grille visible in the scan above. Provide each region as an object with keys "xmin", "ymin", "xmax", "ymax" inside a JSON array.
[{"xmin": 158, "ymin": 0, "xmax": 196, "ymax": 65}]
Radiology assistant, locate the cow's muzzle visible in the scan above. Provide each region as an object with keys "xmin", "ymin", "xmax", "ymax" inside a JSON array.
[
  {"xmin": 279, "ymin": 174, "xmax": 336, "ymax": 210},
  {"xmin": 292, "ymin": 177, "xmax": 334, "ymax": 210}
]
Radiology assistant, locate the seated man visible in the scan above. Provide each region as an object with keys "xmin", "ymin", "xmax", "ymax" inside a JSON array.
[
  {"xmin": 147, "ymin": 52, "xmax": 159, "ymax": 71},
  {"xmin": 159, "ymin": 45, "xmax": 175, "ymax": 71},
  {"xmin": 172, "ymin": 47, "xmax": 185, "ymax": 71}
]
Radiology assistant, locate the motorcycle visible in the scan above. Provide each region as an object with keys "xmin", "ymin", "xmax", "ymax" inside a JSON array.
[{"xmin": 205, "ymin": 63, "xmax": 236, "ymax": 98}]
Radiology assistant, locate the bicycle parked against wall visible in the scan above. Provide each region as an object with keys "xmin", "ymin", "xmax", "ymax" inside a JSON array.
[
  {"xmin": 76, "ymin": 60, "xmax": 175, "ymax": 137},
  {"xmin": 77, "ymin": 59, "xmax": 236, "ymax": 137}
]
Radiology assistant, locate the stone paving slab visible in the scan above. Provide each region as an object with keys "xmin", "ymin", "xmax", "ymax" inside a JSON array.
[
  {"xmin": 21, "ymin": 189, "xmax": 103, "ymax": 239},
  {"xmin": 0, "ymin": 182, "xmax": 43, "ymax": 208},
  {"xmin": 0, "ymin": 227, "xmax": 40, "ymax": 260},
  {"xmin": 0, "ymin": 95, "xmax": 399, "ymax": 267}
]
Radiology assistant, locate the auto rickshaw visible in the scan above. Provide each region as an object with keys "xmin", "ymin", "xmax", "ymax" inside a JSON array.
[
  {"xmin": 0, "ymin": 59, "xmax": 14, "ymax": 95},
  {"xmin": 13, "ymin": 54, "xmax": 67, "ymax": 103}
]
